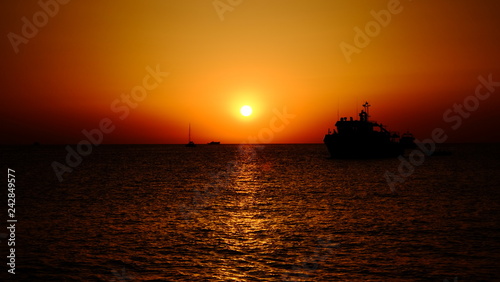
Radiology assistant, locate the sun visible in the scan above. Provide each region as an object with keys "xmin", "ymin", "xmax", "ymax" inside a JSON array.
[{"xmin": 240, "ymin": 105, "xmax": 252, "ymax": 116}]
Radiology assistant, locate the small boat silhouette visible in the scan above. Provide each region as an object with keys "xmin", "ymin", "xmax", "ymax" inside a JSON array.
[
  {"xmin": 400, "ymin": 131, "xmax": 416, "ymax": 148},
  {"xmin": 185, "ymin": 123, "xmax": 196, "ymax": 147}
]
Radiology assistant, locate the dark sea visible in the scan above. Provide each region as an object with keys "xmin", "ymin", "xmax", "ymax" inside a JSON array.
[{"xmin": 1, "ymin": 143, "xmax": 500, "ymax": 281}]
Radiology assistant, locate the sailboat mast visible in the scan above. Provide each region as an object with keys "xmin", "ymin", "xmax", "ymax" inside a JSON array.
[{"xmin": 188, "ymin": 123, "xmax": 191, "ymax": 142}]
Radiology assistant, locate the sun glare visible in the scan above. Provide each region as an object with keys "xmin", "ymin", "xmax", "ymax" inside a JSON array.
[{"xmin": 240, "ymin": 105, "xmax": 252, "ymax": 117}]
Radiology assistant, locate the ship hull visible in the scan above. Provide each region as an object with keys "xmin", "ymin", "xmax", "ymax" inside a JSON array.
[{"xmin": 324, "ymin": 134, "xmax": 403, "ymax": 158}]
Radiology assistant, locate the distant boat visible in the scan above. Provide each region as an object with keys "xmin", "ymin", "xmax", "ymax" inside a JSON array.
[
  {"xmin": 400, "ymin": 131, "xmax": 417, "ymax": 149},
  {"xmin": 185, "ymin": 123, "xmax": 196, "ymax": 147},
  {"xmin": 323, "ymin": 102, "xmax": 404, "ymax": 158},
  {"xmin": 207, "ymin": 141, "xmax": 220, "ymax": 145}
]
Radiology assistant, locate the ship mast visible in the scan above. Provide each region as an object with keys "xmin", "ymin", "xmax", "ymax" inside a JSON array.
[{"xmin": 363, "ymin": 102, "xmax": 371, "ymax": 119}]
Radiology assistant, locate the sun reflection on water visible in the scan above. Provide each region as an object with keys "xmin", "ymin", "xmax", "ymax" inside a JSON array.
[{"xmin": 208, "ymin": 145, "xmax": 280, "ymax": 279}]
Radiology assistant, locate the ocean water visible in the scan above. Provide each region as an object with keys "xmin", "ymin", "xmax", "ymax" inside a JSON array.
[{"xmin": 1, "ymin": 143, "xmax": 500, "ymax": 281}]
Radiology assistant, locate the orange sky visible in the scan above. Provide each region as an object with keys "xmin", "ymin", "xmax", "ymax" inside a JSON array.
[{"xmin": 1, "ymin": 0, "xmax": 500, "ymax": 144}]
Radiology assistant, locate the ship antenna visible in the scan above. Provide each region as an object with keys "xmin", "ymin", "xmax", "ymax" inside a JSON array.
[{"xmin": 363, "ymin": 102, "xmax": 371, "ymax": 118}]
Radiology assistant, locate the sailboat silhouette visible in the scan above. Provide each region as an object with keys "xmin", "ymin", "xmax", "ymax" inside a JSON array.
[{"xmin": 185, "ymin": 123, "xmax": 196, "ymax": 147}]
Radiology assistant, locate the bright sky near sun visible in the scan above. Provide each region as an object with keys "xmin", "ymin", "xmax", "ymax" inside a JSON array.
[{"xmin": 1, "ymin": 0, "xmax": 500, "ymax": 144}]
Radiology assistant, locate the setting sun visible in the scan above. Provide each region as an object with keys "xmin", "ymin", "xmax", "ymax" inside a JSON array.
[{"xmin": 240, "ymin": 105, "xmax": 253, "ymax": 117}]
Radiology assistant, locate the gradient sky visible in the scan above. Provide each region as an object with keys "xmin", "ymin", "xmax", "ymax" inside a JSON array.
[{"xmin": 2, "ymin": 0, "xmax": 500, "ymax": 144}]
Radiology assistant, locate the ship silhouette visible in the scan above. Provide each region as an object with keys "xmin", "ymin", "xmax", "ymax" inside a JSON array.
[{"xmin": 324, "ymin": 102, "xmax": 406, "ymax": 158}]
